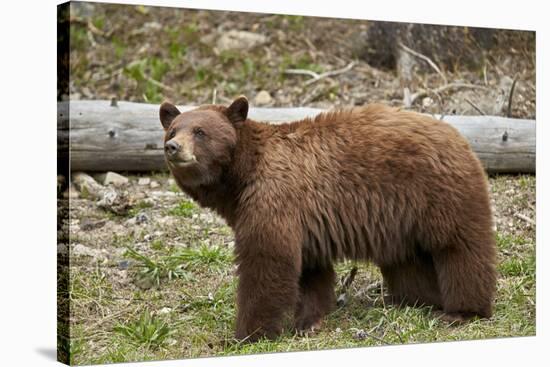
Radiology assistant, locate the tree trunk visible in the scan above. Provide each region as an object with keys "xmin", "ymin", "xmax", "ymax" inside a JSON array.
[{"xmin": 58, "ymin": 100, "xmax": 535, "ymax": 173}]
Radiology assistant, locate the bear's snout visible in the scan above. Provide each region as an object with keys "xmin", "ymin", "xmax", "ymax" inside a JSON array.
[{"xmin": 164, "ymin": 140, "xmax": 181, "ymax": 156}]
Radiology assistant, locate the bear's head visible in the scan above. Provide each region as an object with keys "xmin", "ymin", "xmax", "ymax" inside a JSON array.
[{"xmin": 159, "ymin": 96, "xmax": 248, "ymax": 187}]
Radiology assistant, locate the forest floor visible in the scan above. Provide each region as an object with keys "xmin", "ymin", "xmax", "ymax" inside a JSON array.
[{"xmin": 62, "ymin": 2, "xmax": 536, "ymax": 365}]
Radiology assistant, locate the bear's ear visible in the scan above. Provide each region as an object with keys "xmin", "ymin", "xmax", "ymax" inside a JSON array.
[
  {"xmin": 159, "ymin": 102, "xmax": 181, "ymax": 130},
  {"xmin": 226, "ymin": 96, "xmax": 249, "ymax": 125}
]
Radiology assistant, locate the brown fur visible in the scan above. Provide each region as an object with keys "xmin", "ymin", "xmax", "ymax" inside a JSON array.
[{"xmin": 159, "ymin": 97, "xmax": 497, "ymax": 342}]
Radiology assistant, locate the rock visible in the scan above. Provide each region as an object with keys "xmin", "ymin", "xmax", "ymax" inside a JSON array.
[
  {"xmin": 80, "ymin": 218, "xmax": 107, "ymax": 231},
  {"xmin": 158, "ymin": 307, "xmax": 172, "ymax": 315},
  {"xmin": 336, "ymin": 293, "xmax": 347, "ymax": 307},
  {"xmin": 72, "ymin": 244, "xmax": 102, "ymax": 258},
  {"xmin": 103, "ymin": 172, "xmax": 129, "ymax": 187},
  {"xmin": 150, "ymin": 181, "xmax": 160, "ymax": 188},
  {"xmin": 353, "ymin": 329, "xmax": 368, "ymax": 340},
  {"xmin": 72, "ymin": 172, "xmax": 104, "ymax": 199},
  {"xmin": 125, "ymin": 217, "xmax": 137, "ymax": 226},
  {"xmin": 253, "ymin": 90, "xmax": 272, "ymax": 106},
  {"xmin": 422, "ymin": 97, "xmax": 434, "ymax": 109},
  {"xmin": 130, "ymin": 192, "xmax": 146, "ymax": 201},
  {"xmin": 216, "ymin": 30, "xmax": 267, "ymax": 51},
  {"xmin": 138, "ymin": 177, "xmax": 151, "ymax": 186},
  {"xmin": 63, "ymin": 184, "xmax": 80, "ymax": 199},
  {"xmin": 135, "ymin": 212, "xmax": 149, "ymax": 224},
  {"xmin": 143, "ymin": 21, "xmax": 162, "ymax": 31},
  {"xmin": 97, "ymin": 189, "xmax": 131, "ymax": 215},
  {"xmin": 118, "ymin": 260, "xmax": 130, "ymax": 270}
]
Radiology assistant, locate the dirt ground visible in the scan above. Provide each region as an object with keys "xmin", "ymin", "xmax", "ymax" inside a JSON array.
[{"xmin": 60, "ymin": 2, "xmax": 536, "ymax": 365}]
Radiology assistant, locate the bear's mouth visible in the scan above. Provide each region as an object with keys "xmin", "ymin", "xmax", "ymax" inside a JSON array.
[{"xmin": 167, "ymin": 156, "xmax": 197, "ymax": 168}]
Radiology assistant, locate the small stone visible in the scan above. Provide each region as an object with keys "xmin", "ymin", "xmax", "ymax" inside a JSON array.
[
  {"xmin": 72, "ymin": 244, "xmax": 102, "ymax": 259},
  {"xmin": 135, "ymin": 212, "xmax": 149, "ymax": 224},
  {"xmin": 118, "ymin": 260, "xmax": 130, "ymax": 270},
  {"xmin": 253, "ymin": 90, "xmax": 272, "ymax": 106},
  {"xmin": 103, "ymin": 172, "xmax": 129, "ymax": 187},
  {"xmin": 354, "ymin": 329, "xmax": 368, "ymax": 340},
  {"xmin": 80, "ymin": 218, "xmax": 106, "ymax": 231},
  {"xmin": 125, "ymin": 217, "xmax": 137, "ymax": 226},
  {"xmin": 216, "ymin": 30, "xmax": 267, "ymax": 51},
  {"xmin": 336, "ymin": 293, "xmax": 347, "ymax": 307},
  {"xmin": 158, "ymin": 307, "xmax": 172, "ymax": 314},
  {"xmin": 150, "ymin": 181, "xmax": 160, "ymax": 188},
  {"xmin": 335, "ymin": 327, "xmax": 342, "ymax": 333},
  {"xmin": 138, "ymin": 177, "xmax": 151, "ymax": 186},
  {"xmin": 422, "ymin": 97, "xmax": 434, "ymax": 109},
  {"xmin": 72, "ymin": 172, "xmax": 104, "ymax": 198}
]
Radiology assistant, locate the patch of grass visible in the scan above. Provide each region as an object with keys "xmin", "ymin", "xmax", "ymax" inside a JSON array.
[
  {"xmin": 174, "ymin": 243, "xmax": 233, "ymax": 270},
  {"xmin": 124, "ymin": 247, "xmax": 194, "ymax": 286},
  {"xmin": 69, "ymin": 24, "xmax": 88, "ymax": 50},
  {"xmin": 127, "ymin": 200, "xmax": 154, "ymax": 218},
  {"xmin": 168, "ymin": 200, "xmax": 198, "ymax": 218},
  {"xmin": 112, "ymin": 36, "xmax": 126, "ymax": 60},
  {"xmin": 114, "ymin": 311, "xmax": 172, "ymax": 349},
  {"xmin": 123, "ymin": 57, "xmax": 170, "ymax": 103}
]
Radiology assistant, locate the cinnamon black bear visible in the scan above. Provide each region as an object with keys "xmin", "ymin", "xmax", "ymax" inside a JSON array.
[{"xmin": 159, "ymin": 96, "xmax": 497, "ymax": 341}]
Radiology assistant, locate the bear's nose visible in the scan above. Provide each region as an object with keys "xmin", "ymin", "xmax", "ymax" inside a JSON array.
[{"xmin": 164, "ymin": 140, "xmax": 181, "ymax": 156}]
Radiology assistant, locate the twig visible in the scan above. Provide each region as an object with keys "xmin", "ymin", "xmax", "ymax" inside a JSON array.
[
  {"xmin": 405, "ymin": 83, "xmax": 488, "ymax": 107},
  {"xmin": 399, "ymin": 43, "xmax": 447, "ymax": 84},
  {"xmin": 285, "ymin": 62, "xmax": 356, "ymax": 86},
  {"xmin": 212, "ymin": 88, "xmax": 217, "ymax": 104},
  {"xmin": 144, "ymin": 75, "xmax": 175, "ymax": 92},
  {"xmin": 465, "ymin": 98, "xmax": 486, "ymax": 115},
  {"xmin": 284, "ymin": 68, "xmax": 319, "ymax": 79},
  {"xmin": 514, "ymin": 212, "xmax": 535, "ymax": 226},
  {"xmin": 507, "ymin": 76, "xmax": 519, "ymax": 118},
  {"xmin": 342, "ymin": 266, "xmax": 358, "ymax": 291}
]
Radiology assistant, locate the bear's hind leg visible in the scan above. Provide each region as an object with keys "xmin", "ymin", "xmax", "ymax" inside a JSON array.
[
  {"xmin": 294, "ymin": 264, "xmax": 336, "ymax": 333},
  {"xmin": 380, "ymin": 253, "xmax": 442, "ymax": 309},
  {"xmin": 432, "ymin": 240, "xmax": 497, "ymax": 322}
]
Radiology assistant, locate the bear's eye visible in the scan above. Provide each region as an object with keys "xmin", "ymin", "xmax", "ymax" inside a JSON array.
[
  {"xmin": 193, "ymin": 127, "xmax": 206, "ymax": 138},
  {"xmin": 168, "ymin": 130, "xmax": 176, "ymax": 139}
]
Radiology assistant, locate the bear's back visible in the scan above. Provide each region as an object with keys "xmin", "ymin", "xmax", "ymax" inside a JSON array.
[{"xmin": 237, "ymin": 104, "xmax": 488, "ymax": 266}]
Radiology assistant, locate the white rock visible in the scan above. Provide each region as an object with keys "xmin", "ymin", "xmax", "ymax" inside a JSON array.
[
  {"xmin": 158, "ymin": 307, "xmax": 172, "ymax": 314},
  {"xmin": 103, "ymin": 172, "xmax": 129, "ymax": 187},
  {"xmin": 72, "ymin": 172, "xmax": 104, "ymax": 198},
  {"xmin": 72, "ymin": 244, "xmax": 102, "ymax": 258},
  {"xmin": 150, "ymin": 181, "xmax": 160, "ymax": 188},
  {"xmin": 216, "ymin": 30, "xmax": 267, "ymax": 51},
  {"xmin": 253, "ymin": 90, "xmax": 272, "ymax": 106},
  {"xmin": 138, "ymin": 177, "xmax": 151, "ymax": 186},
  {"xmin": 422, "ymin": 97, "xmax": 434, "ymax": 109}
]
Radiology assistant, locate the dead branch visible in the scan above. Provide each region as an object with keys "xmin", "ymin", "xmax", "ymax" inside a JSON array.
[
  {"xmin": 507, "ymin": 76, "xmax": 519, "ymax": 118},
  {"xmin": 285, "ymin": 62, "xmax": 356, "ymax": 86},
  {"xmin": 405, "ymin": 82, "xmax": 488, "ymax": 107},
  {"xmin": 399, "ymin": 43, "xmax": 447, "ymax": 84},
  {"xmin": 514, "ymin": 212, "xmax": 535, "ymax": 226},
  {"xmin": 465, "ymin": 98, "xmax": 486, "ymax": 115}
]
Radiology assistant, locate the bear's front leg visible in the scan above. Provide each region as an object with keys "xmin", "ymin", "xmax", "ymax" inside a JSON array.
[{"xmin": 233, "ymin": 226, "xmax": 302, "ymax": 342}]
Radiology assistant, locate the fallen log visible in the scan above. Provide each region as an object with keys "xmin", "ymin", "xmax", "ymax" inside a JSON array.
[{"xmin": 58, "ymin": 100, "xmax": 536, "ymax": 173}]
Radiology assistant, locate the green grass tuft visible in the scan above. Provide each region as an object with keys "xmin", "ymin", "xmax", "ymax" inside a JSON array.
[
  {"xmin": 124, "ymin": 247, "xmax": 194, "ymax": 286},
  {"xmin": 168, "ymin": 200, "xmax": 198, "ymax": 218},
  {"xmin": 114, "ymin": 311, "xmax": 172, "ymax": 349}
]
